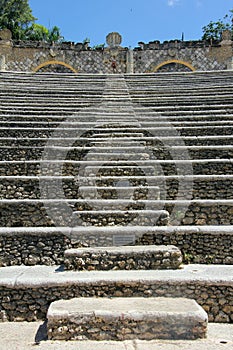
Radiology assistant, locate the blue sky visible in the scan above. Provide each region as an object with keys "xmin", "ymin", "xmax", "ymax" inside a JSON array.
[{"xmin": 29, "ymin": 0, "xmax": 232, "ymax": 47}]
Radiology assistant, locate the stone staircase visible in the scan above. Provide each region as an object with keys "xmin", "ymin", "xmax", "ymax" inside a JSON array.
[{"xmin": 0, "ymin": 71, "xmax": 232, "ymax": 342}]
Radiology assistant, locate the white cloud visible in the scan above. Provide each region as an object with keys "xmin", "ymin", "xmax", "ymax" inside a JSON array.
[{"xmin": 167, "ymin": 0, "xmax": 180, "ymax": 7}]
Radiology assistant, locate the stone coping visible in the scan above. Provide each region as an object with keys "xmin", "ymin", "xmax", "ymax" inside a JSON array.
[
  {"xmin": 0, "ymin": 159, "xmax": 231, "ymax": 166},
  {"xmin": 0, "ymin": 264, "xmax": 232, "ymax": 288},
  {"xmin": 0, "ymin": 125, "xmax": 233, "ymax": 131},
  {"xmin": 47, "ymin": 297, "xmax": 207, "ymax": 321},
  {"xmin": 0, "ymin": 199, "xmax": 232, "ymax": 205},
  {"xmin": 65, "ymin": 245, "xmax": 179, "ymax": 255},
  {"xmin": 0, "ymin": 145, "xmax": 232, "ymax": 151},
  {"xmin": 0, "ymin": 225, "xmax": 232, "ymax": 236},
  {"xmin": 0, "ymin": 175, "xmax": 232, "ymax": 180}
]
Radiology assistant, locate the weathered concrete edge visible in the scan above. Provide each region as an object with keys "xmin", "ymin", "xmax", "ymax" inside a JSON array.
[
  {"xmin": 64, "ymin": 245, "xmax": 180, "ymax": 256},
  {"xmin": 0, "ymin": 225, "xmax": 232, "ymax": 236},
  {"xmin": 0, "ymin": 264, "xmax": 232, "ymax": 288},
  {"xmin": 47, "ymin": 297, "xmax": 208, "ymax": 323}
]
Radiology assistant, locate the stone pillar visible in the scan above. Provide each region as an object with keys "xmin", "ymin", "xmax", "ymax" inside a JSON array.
[
  {"xmin": 126, "ymin": 49, "xmax": 134, "ymax": 74},
  {"xmin": 0, "ymin": 55, "xmax": 6, "ymax": 71}
]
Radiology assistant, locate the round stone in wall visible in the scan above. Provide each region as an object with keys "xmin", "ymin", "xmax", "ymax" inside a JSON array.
[
  {"xmin": 106, "ymin": 32, "xmax": 122, "ymax": 47},
  {"xmin": 0, "ymin": 29, "xmax": 12, "ymax": 40}
]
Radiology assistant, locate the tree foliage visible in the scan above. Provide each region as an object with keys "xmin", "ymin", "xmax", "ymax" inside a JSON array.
[
  {"xmin": 0, "ymin": 0, "xmax": 62, "ymax": 42},
  {"xmin": 202, "ymin": 10, "xmax": 233, "ymax": 41}
]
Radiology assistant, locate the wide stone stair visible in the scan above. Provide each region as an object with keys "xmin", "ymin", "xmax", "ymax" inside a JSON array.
[{"xmin": 0, "ymin": 71, "xmax": 232, "ymax": 343}]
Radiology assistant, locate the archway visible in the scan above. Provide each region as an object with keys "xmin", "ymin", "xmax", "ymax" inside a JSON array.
[
  {"xmin": 33, "ymin": 60, "xmax": 77, "ymax": 73},
  {"xmin": 151, "ymin": 59, "xmax": 196, "ymax": 73}
]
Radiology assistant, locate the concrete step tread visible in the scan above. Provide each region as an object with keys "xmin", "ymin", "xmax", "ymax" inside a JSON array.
[
  {"xmin": 0, "ymin": 174, "xmax": 233, "ymax": 180},
  {"xmin": 0, "ymin": 158, "xmax": 231, "ymax": 164},
  {"xmin": 0, "ymin": 264, "xmax": 232, "ymax": 288},
  {"xmin": 1, "ymin": 125, "xmax": 233, "ymax": 130},
  {"xmin": 1, "ymin": 145, "xmax": 232, "ymax": 150},
  {"xmin": 0, "ymin": 199, "xmax": 232, "ymax": 205},
  {"xmin": 0, "ymin": 225, "xmax": 233, "ymax": 236},
  {"xmin": 0, "ymin": 225, "xmax": 231, "ymax": 236},
  {"xmin": 65, "ymin": 244, "xmax": 180, "ymax": 255},
  {"xmin": 47, "ymin": 296, "xmax": 206, "ymax": 320}
]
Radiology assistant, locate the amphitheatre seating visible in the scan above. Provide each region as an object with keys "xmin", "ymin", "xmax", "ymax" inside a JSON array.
[{"xmin": 0, "ymin": 70, "xmax": 232, "ymax": 340}]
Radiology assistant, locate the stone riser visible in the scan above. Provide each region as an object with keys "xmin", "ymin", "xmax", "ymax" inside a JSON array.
[
  {"xmin": 0, "ymin": 177, "xmax": 233, "ymax": 200},
  {"xmin": 0, "ymin": 160, "xmax": 231, "ymax": 176},
  {"xmin": 1, "ymin": 120, "xmax": 233, "ymax": 128},
  {"xmin": 2, "ymin": 114, "xmax": 233, "ymax": 123},
  {"xmin": 1, "ymin": 136, "xmax": 233, "ymax": 147},
  {"xmin": 0, "ymin": 202, "xmax": 169, "ymax": 227},
  {"xmin": 0, "ymin": 126, "xmax": 233, "ymax": 138},
  {"xmin": 0, "ymin": 201, "xmax": 232, "ymax": 226},
  {"xmin": 1, "ymin": 96, "xmax": 233, "ymax": 106},
  {"xmin": 0, "ymin": 147, "xmax": 232, "ymax": 161},
  {"xmin": 0, "ymin": 226, "xmax": 232, "ymax": 266},
  {"xmin": 64, "ymin": 245, "xmax": 182, "ymax": 271},
  {"xmin": 0, "ymin": 264, "xmax": 232, "ymax": 323}
]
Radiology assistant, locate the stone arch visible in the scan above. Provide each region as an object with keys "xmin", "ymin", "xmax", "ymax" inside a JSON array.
[
  {"xmin": 33, "ymin": 60, "xmax": 77, "ymax": 73},
  {"xmin": 151, "ymin": 59, "xmax": 196, "ymax": 73}
]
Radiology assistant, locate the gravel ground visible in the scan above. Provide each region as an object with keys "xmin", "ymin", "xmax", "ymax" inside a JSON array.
[{"xmin": 0, "ymin": 322, "xmax": 232, "ymax": 350}]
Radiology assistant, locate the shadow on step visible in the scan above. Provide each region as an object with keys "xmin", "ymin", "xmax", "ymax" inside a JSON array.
[{"xmin": 35, "ymin": 320, "xmax": 48, "ymax": 343}]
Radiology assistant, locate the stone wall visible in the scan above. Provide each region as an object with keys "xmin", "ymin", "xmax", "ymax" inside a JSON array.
[
  {"xmin": 0, "ymin": 160, "xmax": 231, "ymax": 176},
  {"xmin": 63, "ymin": 246, "xmax": 182, "ymax": 271},
  {"xmin": 0, "ymin": 146, "xmax": 232, "ymax": 161},
  {"xmin": 0, "ymin": 176, "xmax": 233, "ymax": 200},
  {"xmin": 0, "ymin": 227, "xmax": 232, "ymax": 267},
  {"xmin": 0, "ymin": 30, "xmax": 232, "ymax": 73},
  {"xmin": 0, "ymin": 280, "xmax": 232, "ymax": 322},
  {"xmin": 0, "ymin": 201, "xmax": 232, "ymax": 227}
]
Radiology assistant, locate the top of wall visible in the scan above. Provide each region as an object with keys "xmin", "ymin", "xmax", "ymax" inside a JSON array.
[{"xmin": 1, "ymin": 30, "xmax": 230, "ymax": 52}]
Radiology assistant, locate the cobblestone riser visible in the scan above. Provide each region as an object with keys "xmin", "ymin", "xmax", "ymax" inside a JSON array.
[
  {"xmin": 1, "ymin": 176, "xmax": 233, "ymax": 200},
  {"xmin": 0, "ymin": 226, "xmax": 232, "ymax": 266},
  {"xmin": 63, "ymin": 245, "xmax": 182, "ymax": 271}
]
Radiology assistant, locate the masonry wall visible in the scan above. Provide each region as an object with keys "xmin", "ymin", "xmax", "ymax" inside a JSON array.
[
  {"xmin": 0, "ymin": 226, "xmax": 232, "ymax": 267},
  {"xmin": 0, "ymin": 32, "xmax": 232, "ymax": 73},
  {"xmin": 0, "ymin": 281, "xmax": 232, "ymax": 322}
]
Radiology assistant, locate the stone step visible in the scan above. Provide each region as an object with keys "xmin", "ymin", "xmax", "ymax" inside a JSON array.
[
  {"xmin": 2, "ymin": 113, "xmax": 233, "ymax": 122},
  {"xmin": 64, "ymin": 245, "xmax": 182, "ymax": 271},
  {"xmin": 1, "ymin": 127, "xmax": 232, "ymax": 137},
  {"xmin": 0, "ymin": 159, "xmax": 231, "ymax": 176},
  {"xmin": 0, "ymin": 225, "xmax": 232, "ymax": 266},
  {"xmin": 1, "ymin": 92, "xmax": 233, "ymax": 102},
  {"xmin": 1, "ymin": 175, "xmax": 233, "ymax": 200},
  {"xmin": 0, "ymin": 145, "xmax": 232, "ymax": 161},
  {"xmin": 1, "ymin": 120, "xmax": 233, "ymax": 128},
  {"xmin": 0, "ymin": 199, "xmax": 232, "ymax": 226},
  {"xmin": 0, "ymin": 264, "xmax": 231, "ymax": 322},
  {"xmin": 78, "ymin": 185, "xmax": 160, "ymax": 200},
  {"xmin": 47, "ymin": 297, "xmax": 208, "ymax": 341},
  {"xmin": 0, "ymin": 135, "xmax": 232, "ymax": 147}
]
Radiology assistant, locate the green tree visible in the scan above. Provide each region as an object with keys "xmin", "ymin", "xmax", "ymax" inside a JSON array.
[
  {"xmin": 0, "ymin": 0, "xmax": 36, "ymax": 39},
  {"xmin": 0, "ymin": 0, "xmax": 63, "ymax": 42},
  {"xmin": 48, "ymin": 26, "xmax": 63, "ymax": 42},
  {"xmin": 24, "ymin": 23, "xmax": 49, "ymax": 41},
  {"xmin": 202, "ymin": 10, "xmax": 233, "ymax": 41}
]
